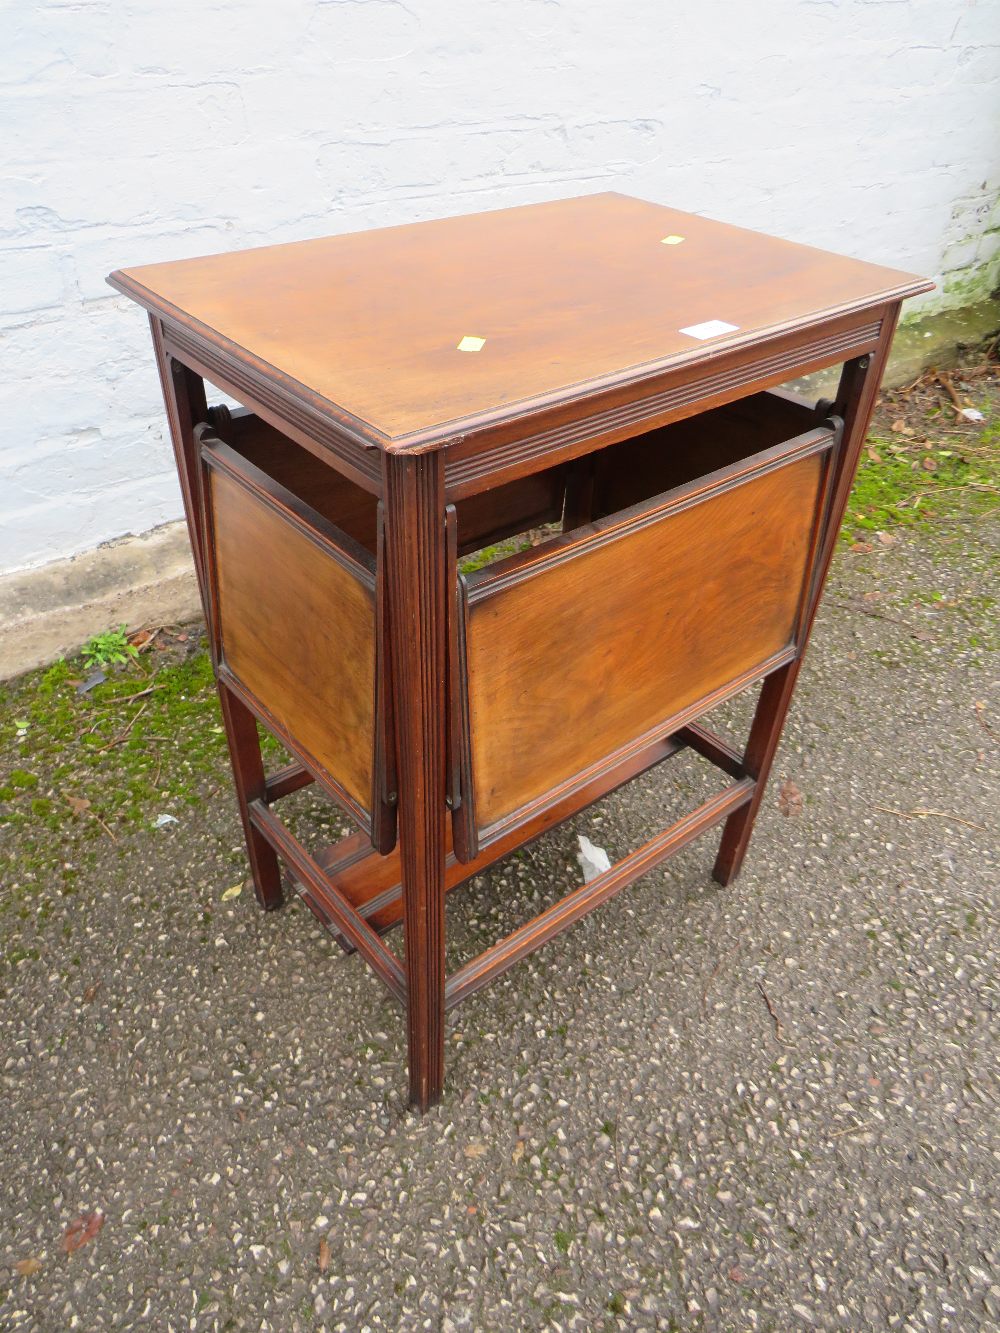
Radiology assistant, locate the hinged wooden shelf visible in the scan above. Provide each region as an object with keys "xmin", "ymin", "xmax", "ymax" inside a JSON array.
[{"xmin": 109, "ymin": 192, "xmax": 931, "ymax": 1110}]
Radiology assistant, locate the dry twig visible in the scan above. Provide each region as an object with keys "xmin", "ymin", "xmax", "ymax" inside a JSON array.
[
  {"xmin": 755, "ymin": 980, "xmax": 785, "ymax": 1042},
  {"xmin": 872, "ymin": 804, "xmax": 985, "ymax": 831},
  {"xmin": 94, "ymin": 685, "xmax": 161, "ymax": 708},
  {"xmin": 830, "ymin": 1122, "xmax": 874, "ymax": 1140},
  {"xmin": 830, "ymin": 598, "xmax": 913, "ymax": 628},
  {"xmin": 974, "ymin": 701, "xmax": 994, "ymax": 738},
  {"xmin": 935, "ymin": 369, "xmax": 965, "ymax": 411},
  {"xmin": 898, "ymin": 482, "xmax": 1000, "ymax": 509},
  {"xmin": 98, "ymin": 699, "xmax": 150, "ymax": 753},
  {"xmin": 92, "ymin": 812, "xmax": 117, "ymax": 843}
]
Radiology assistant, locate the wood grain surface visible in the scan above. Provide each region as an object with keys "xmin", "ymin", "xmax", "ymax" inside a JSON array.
[
  {"xmin": 110, "ymin": 193, "xmax": 929, "ymax": 445},
  {"xmin": 465, "ymin": 447, "xmax": 827, "ymax": 828},
  {"xmin": 209, "ymin": 466, "xmax": 376, "ymax": 815}
]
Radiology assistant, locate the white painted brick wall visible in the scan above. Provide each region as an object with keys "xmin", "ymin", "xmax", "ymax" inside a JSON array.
[{"xmin": 2, "ymin": 0, "xmax": 998, "ymax": 576}]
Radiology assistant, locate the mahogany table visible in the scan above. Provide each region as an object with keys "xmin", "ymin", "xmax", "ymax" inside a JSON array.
[{"xmin": 109, "ymin": 193, "xmax": 930, "ymax": 1109}]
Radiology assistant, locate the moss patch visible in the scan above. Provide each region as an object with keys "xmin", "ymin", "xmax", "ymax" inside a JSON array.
[
  {"xmin": 0, "ymin": 628, "xmax": 282, "ymax": 901},
  {"xmin": 843, "ymin": 360, "xmax": 1000, "ymax": 541}
]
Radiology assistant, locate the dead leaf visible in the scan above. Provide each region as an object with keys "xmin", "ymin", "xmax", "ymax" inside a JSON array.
[
  {"xmin": 464, "ymin": 1142, "xmax": 488, "ymax": 1159},
  {"xmin": 65, "ymin": 795, "xmax": 91, "ymax": 817},
  {"xmin": 866, "ymin": 446, "xmax": 882, "ymax": 463},
  {"xmin": 221, "ymin": 882, "xmax": 244, "ymax": 901},
  {"xmin": 778, "ymin": 780, "xmax": 804, "ymax": 817},
  {"xmin": 973, "ymin": 700, "xmax": 993, "ymax": 736},
  {"xmin": 890, "ymin": 418, "xmax": 906, "ymax": 433},
  {"xmin": 317, "ymin": 1236, "xmax": 330, "ymax": 1273},
  {"xmin": 14, "ymin": 1257, "xmax": 43, "ymax": 1277},
  {"xmin": 127, "ymin": 629, "xmax": 153, "ymax": 651},
  {"xmin": 850, "ymin": 541, "xmax": 874, "ymax": 554},
  {"xmin": 82, "ymin": 980, "xmax": 102, "ymax": 1004},
  {"xmin": 512, "ymin": 1140, "xmax": 525, "ymax": 1164},
  {"xmin": 62, "ymin": 1211, "xmax": 104, "ymax": 1254},
  {"xmin": 875, "ymin": 531, "xmax": 897, "ymax": 546},
  {"xmin": 921, "ymin": 456, "xmax": 937, "ymax": 472}
]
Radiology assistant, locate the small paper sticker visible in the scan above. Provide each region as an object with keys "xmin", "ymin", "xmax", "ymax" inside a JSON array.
[
  {"xmin": 660, "ymin": 234, "xmax": 685, "ymax": 245},
  {"xmin": 679, "ymin": 319, "xmax": 738, "ymax": 341},
  {"xmin": 457, "ymin": 335, "xmax": 485, "ymax": 352}
]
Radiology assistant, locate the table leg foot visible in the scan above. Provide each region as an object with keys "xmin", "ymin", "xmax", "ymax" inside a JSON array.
[
  {"xmin": 711, "ymin": 662, "xmax": 800, "ymax": 887},
  {"xmin": 711, "ymin": 808, "xmax": 753, "ymax": 886},
  {"xmin": 218, "ymin": 680, "xmax": 284, "ymax": 911}
]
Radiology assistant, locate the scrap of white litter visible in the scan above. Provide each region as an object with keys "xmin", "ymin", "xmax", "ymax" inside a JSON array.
[{"xmin": 577, "ymin": 835, "xmax": 612, "ymax": 884}]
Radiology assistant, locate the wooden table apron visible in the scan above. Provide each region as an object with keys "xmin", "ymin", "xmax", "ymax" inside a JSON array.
[{"xmin": 111, "ymin": 194, "xmax": 932, "ymax": 1111}]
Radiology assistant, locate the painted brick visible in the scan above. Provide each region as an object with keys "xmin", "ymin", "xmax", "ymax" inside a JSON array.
[{"xmin": 0, "ymin": 245, "xmax": 64, "ymax": 319}]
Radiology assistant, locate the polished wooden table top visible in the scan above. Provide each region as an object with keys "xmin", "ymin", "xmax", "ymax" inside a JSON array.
[{"xmin": 109, "ymin": 192, "xmax": 929, "ymax": 448}]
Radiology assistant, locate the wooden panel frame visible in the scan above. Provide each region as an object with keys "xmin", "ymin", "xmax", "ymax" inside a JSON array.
[
  {"xmin": 459, "ymin": 421, "xmax": 840, "ymax": 842},
  {"xmin": 587, "ymin": 386, "xmax": 819, "ymax": 521},
  {"xmin": 198, "ymin": 432, "xmax": 396, "ymax": 844}
]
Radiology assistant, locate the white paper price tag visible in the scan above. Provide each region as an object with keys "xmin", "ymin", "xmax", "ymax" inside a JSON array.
[{"xmin": 679, "ymin": 319, "xmax": 739, "ymax": 341}]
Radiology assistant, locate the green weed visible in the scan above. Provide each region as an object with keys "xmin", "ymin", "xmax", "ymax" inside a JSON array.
[{"xmin": 81, "ymin": 626, "xmax": 138, "ymax": 670}]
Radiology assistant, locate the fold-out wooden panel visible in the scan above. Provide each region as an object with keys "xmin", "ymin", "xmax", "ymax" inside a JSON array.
[
  {"xmin": 208, "ymin": 463, "xmax": 376, "ymax": 820},
  {"xmin": 465, "ymin": 441, "xmax": 829, "ymax": 831}
]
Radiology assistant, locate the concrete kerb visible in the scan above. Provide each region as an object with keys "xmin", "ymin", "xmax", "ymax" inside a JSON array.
[{"xmin": 0, "ymin": 522, "xmax": 199, "ymax": 681}]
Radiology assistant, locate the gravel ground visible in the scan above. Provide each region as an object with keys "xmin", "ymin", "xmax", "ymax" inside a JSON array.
[{"xmin": 2, "ymin": 518, "xmax": 998, "ymax": 1331}]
